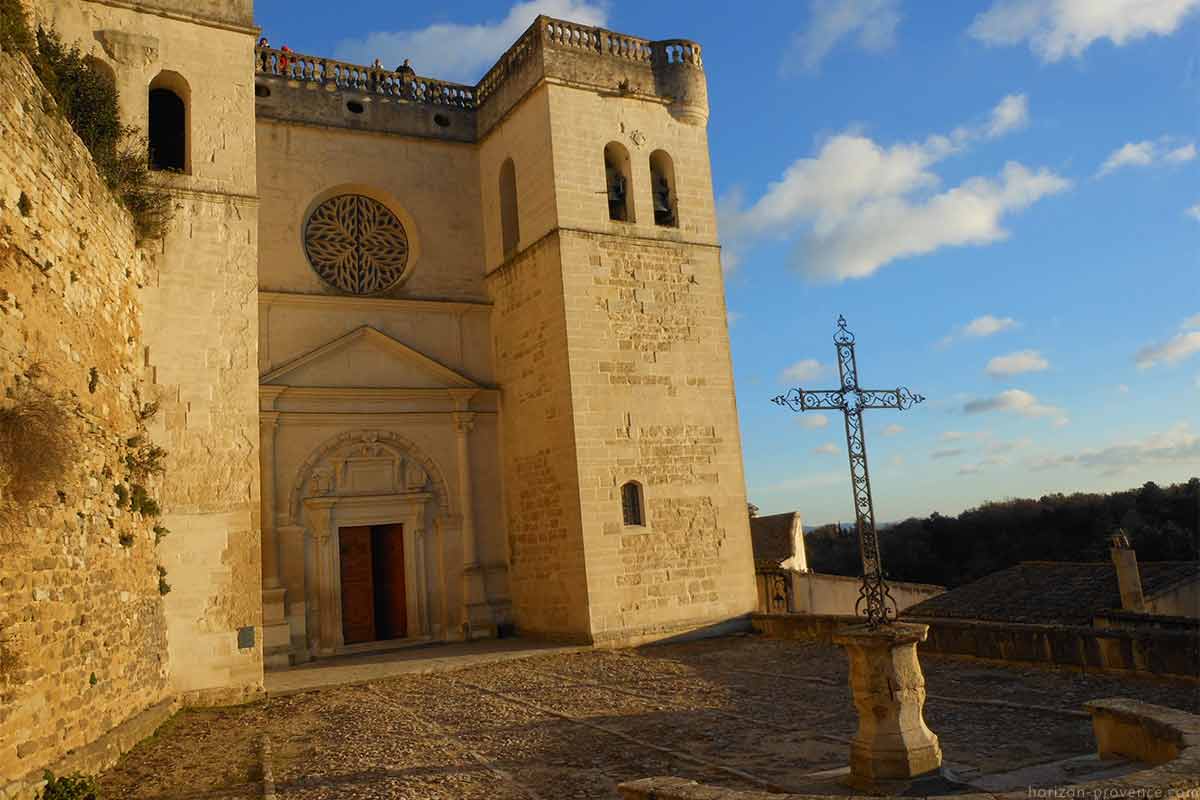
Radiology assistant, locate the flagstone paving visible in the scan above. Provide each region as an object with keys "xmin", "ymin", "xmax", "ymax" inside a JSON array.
[{"xmin": 98, "ymin": 635, "xmax": 1198, "ymax": 799}]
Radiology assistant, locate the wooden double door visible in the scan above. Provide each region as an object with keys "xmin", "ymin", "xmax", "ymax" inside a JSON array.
[{"xmin": 338, "ymin": 524, "xmax": 407, "ymax": 644}]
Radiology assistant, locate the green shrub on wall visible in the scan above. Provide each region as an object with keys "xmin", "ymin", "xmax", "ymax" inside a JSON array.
[
  {"xmin": 0, "ymin": 3, "xmax": 171, "ymax": 240},
  {"xmin": 0, "ymin": 0, "xmax": 32, "ymax": 54},
  {"xmin": 38, "ymin": 771, "xmax": 100, "ymax": 800},
  {"xmin": 33, "ymin": 29, "xmax": 172, "ymax": 240}
]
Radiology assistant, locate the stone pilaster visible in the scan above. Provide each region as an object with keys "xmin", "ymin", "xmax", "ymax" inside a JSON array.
[
  {"xmin": 259, "ymin": 413, "xmax": 291, "ymax": 667},
  {"xmin": 453, "ymin": 408, "xmax": 492, "ymax": 638},
  {"xmin": 307, "ymin": 499, "xmax": 339, "ymax": 656},
  {"xmin": 833, "ymin": 622, "xmax": 942, "ymax": 795}
]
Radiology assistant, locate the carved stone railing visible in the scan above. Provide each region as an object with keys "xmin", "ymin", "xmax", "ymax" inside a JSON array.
[
  {"xmin": 255, "ymin": 47, "xmax": 476, "ymax": 108},
  {"xmin": 255, "ymin": 16, "xmax": 703, "ymax": 112},
  {"xmin": 653, "ymin": 39, "xmax": 703, "ymax": 67}
]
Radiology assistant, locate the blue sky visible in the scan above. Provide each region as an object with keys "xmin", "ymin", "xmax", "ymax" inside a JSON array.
[{"xmin": 257, "ymin": 1, "xmax": 1200, "ymax": 525}]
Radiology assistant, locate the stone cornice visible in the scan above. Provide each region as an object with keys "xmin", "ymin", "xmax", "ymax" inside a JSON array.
[
  {"xmin": 270, "ymin": 412, "xmax": 497, "ymax": 426},
  {"xmin": 259, "ymin": 290, "xmax": 491, "ymax": 315},
  {"xmin": 260, "ymin": 387, "xmax": 498, "ymax": 415}
]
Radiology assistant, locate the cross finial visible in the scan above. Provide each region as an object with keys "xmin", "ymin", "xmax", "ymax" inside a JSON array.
[
  {"xmin": 771, "ymin": 315, "xmax": 925, "ymax": 628},
  {"xmin": 835, "ymin": 314, "xmax": 855, "ymax": 345}
]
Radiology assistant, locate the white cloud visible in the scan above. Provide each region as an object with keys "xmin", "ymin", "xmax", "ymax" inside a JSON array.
[
  {"xmin": 727, "ymin": 310, "xmax": 743, "ymax": 327},
  {"xmin": 940, "ymin": 314, "xmax": 1018, "ymax": 346},
  {"xmin": 1135, "ymin": 331, "xmax": 1200, "ymax": 368},
  {"xmin": 1099, "ymin": 141, "xmax": 1155, "ymax": 174},
  {"xmin": 782, "ymin": 359, "xmax": 825, "ymax": 382},
  {"xmin": 987, "ymin": 93, "xmax": 1030, "ymax": 137},
  {"xmin": 1135, "ymin": 314, "xmax": 1200, "ymax": 368},
  {"xmin": 784, "ymin": 0, "xmax": 902, "ymax": 73},
  {"xmin": 964, "ymin": 389, "xmax": 1067, "ymax": 424},
  {"xmin": 1187, "ymin": 204, "xmax": 1200, "ymax": 221},
  {"xmin": 965, "ymin": 314, "xmax": 1019, "ymax": 337},
  {"xmin": 957, "ymin": 456, "xmax": 1008, "ymax": 476},
  {"xmin": 720, "ymin": 95, "xmax": 1068, "ymax": 282},
  {"xmin": 754, "ymin": 470, "xmax": 843, "ymax": 494},
  {"xmin": 881, "ymin": 424, "xmax": 905, "ymax": 437},
  {"xmin": 333, "ymin": 0, "xmax": 607, "ymax": 83},
  {"xmin": 931, "ymin": 448, "xmax": 965, "ymax": 460},
  {"xmin": 985, "ymin": 436, "xmax": 1032, "ymax": 454},
  {"xmin": 1097, "ymin": 137, "xmax": 1197, "ymax": 176},
  {"xmin": 1031, "ymin": 422, "xmax": 1200, "ymax": 475},
  {"xmin": 941, "ymin": 431, "xmax": 967, "ymax": 441},
  {"xmin": 1117, "ymin": 383, "xmax": 1130, "ymax": 393},
  {"xmin": 986, "ymin": 349, "xmax": 1050, "ymax": 376},
  {"xmin": 1166, "ymin": 143, "xmax": 1198, "ymax": 163},
  {"xmin": 797, "ymin": 413, "xmax": 831, "ymax": 429},
  {"xmin": 969, "ymin": 0, "xmax": 1200, "ymax": 62},
  {"xmin": 813, "ymin": 442, "xmax": 839, "ymax": 455},
  {"xmin": 806, "ymin": 163, "xmax": 1068, "ymax": 281}
]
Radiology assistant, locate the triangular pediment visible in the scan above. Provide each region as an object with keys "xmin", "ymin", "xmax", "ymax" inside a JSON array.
[{"xmin": 261, "ymin": 326, "xmax": 478, "ymax": 389}]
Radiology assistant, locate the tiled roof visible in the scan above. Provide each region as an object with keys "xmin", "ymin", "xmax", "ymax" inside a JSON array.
[
  {"xmin": 749, "ymin": 512, "xmax": 798, "ymax": 568},
  {"xmin": 903, "ymin": 560, "xmax": 1200, "ymax": 625}
]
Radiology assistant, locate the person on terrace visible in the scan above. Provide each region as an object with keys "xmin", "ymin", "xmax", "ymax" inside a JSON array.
[{"xmin": 396, "ymin": 58, "xmax": 416, "ymax": 96}]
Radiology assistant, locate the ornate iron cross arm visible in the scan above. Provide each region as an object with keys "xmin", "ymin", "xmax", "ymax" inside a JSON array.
[{"xmin": 770, "ymin": 316, "xmax": 925, "ymax": 629}]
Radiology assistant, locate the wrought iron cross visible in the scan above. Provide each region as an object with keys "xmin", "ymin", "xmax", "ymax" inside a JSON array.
[{"xmin": 771, "ymin": 316, "xmax": 925, "ymax": 628}]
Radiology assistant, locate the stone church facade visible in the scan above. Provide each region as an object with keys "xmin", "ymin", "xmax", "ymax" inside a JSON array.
[{"xmin": 33, "ymin": 0, "xmax": 756, "ymax": 695}]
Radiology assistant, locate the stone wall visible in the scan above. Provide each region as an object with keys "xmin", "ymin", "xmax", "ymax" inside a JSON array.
[
  {"xmin": 40, "ymin": 0, "xmax": 266, "ymax": 704},
  {"xmin": 486, "ymin": 234, "xmax": 591, "ymax": 639},
  {"xmin": 559, "ymin": 231, "xmax": 756, "ymax": 644},
  {"xmin": 0, "ymin": 49, "xmax": 169, "ymax": 793}
]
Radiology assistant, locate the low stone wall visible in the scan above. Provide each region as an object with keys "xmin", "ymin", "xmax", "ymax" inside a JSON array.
[
  {"xmin": 619, "ymin": 699, "xmax": 1200, "ymax": 799},
  {"xmin": 909, "ymin": 615, "xmax": 1199, "ymax": 682},
  {"xmin": 791, "ymin": 572, "xmax": 944, "ymax": 616},
  {"xmin": 751, "ymin": 614, "xmax": 1200, "ymax": 682},
  {"xmin": 1094, "ymin": 610, "xmax": 1200, "ymax": 634}
]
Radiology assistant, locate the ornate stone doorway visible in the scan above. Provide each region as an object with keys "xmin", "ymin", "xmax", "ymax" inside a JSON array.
[{"xmin": 338, "ymin": 523, "xmax": 408, "ymax": 644}]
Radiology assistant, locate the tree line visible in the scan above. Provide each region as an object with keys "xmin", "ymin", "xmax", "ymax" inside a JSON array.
[{"xmin": 801, "ymin": 479, "xmax": 1200, "ymax": 588}]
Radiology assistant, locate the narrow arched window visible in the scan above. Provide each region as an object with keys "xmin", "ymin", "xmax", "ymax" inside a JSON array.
[
  {"xmin": 499, "ymin": 158, "xmax": 519, "ymax": 258},
  {"xmin": 604, "ymin": 142, "xmax": 634, "ymax": 222},
  {"xmin": 621, "ymin": 481, "xmax": 644, "ymax": 526},
  {"xmin": 148, "ymin": 72, "xmax": 189, "ymax": 172},
  {"xmin": 649, "ymin": 150, "xmax": 677, "ymax": 227}
]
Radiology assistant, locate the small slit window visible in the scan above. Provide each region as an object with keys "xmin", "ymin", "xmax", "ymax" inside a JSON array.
[
  {"xmin": 499, "ymin": 158, "xmax": 520, "ymax": 258},
  {"xmin": 621, "ymin": 481, "xmax": 644, "ymax": 527},
  {"xmin": 148, "ymin": 71, "xmax": 189, "ymax": 173},
  {"xmin": 649, "ymin": 150, "xmax": 677, "ymax": 227},
  {"xmin": 604, "ymin": 142, "xmax": 634, "ymax": 223}
]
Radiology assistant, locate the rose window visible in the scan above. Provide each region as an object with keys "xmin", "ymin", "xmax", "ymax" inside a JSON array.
[{"xmin": 303, "ymin": 194, "xmax": 410, "ymax": 295}]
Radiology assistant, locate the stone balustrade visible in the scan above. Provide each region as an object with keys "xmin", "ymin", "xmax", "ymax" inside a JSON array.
[
  {"xmin": 255, "ymin": 48, "xmax": 476, "ymax": 108},
  {"xmin": 256, "ymin": 15, "xmax": 703, "ymax": 112}
]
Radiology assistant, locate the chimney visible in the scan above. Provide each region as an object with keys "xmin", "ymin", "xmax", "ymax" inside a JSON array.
[{"xmin": 1109, "ymin": 531, "xmax": 1145, "ymax": 613}]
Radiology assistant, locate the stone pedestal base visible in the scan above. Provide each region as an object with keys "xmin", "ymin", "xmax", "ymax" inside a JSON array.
[
  {"xmin": 833, "ymin": 622, "xmax": 942, "ymax": 795},
  {"xmin": 462, "ymin": 564, "xmax": 494, "ymax": 639},
  {"xmin": 262, "ymin": 586, "xmax": 293, "ymax": 668}
]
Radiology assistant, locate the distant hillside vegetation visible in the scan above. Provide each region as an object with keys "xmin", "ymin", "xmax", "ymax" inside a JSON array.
[{"xmin": 804, "ymin": 479, "xmax": 1199, "ymax": 588}]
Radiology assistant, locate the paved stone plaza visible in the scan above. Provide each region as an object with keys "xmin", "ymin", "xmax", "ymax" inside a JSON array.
[{"xmin": 98, "ymin": 637, "xmax": 1197, "ymax": 799}]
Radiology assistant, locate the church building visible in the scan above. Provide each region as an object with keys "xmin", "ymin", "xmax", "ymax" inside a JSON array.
[{"xmin": 33, "ymin": 0, "xmax": 757, "ymax": 698}]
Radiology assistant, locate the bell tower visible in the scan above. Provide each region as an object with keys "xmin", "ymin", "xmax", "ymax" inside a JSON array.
[
  {"xmin": 40, "ymin": 0, "xmax": 264, "ymax": 701},
  {"xmin": 481, "ymin": 18, "xmax": 757, "ymax": 644}
]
